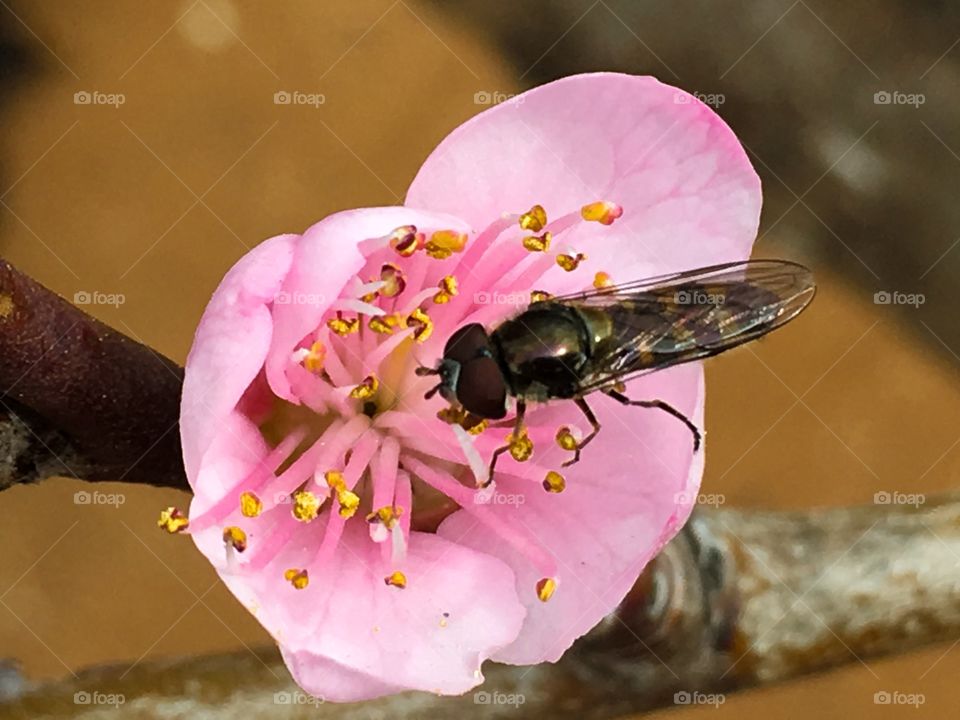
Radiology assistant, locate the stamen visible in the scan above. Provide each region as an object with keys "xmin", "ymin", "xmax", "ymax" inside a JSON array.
[
  {"xmin": 425, "ymin": 230, "xmax": 468, "ymax": 259},
  {"xmin": 432, "ymin": 275, "xmax": 459, "ymax": 304},
  {"xmin": 518, "ymin": 204, "xmax": 547, "ymax": 232},
  {"xmin": 284, "ymin": 568, "xmax": 309, "ymax": 589},
  {"xmin": 522, "ymin": 231, "xmax": 552, "ymax": 253},
  {"xmin": 295, "ymin": 340, "xmax": 326, "ymax": 374},
  {"xmin": 292, "ymin": 490, "xmax": 322, "ymax": 522},
  {"xmin": 380, "ymin": 263, "xmax": 406, "ymax": 297},
  {"xmin": 556, "ymin": 253, "xmax": 587, "ymax": 272},
  {"xmin": 349, "ymin": 374, "xmax": 379, "ymax": 400},
  {"xmin": 536, "ymin": 577, "xmax": 558, "ymax": 602},
  {"xmin": 326, "ymin": 470, "xmax": 360, "ymax": 518},
  {"xmin": 530, "ymin": 290, "xmax": 552, "ymax": 303},
  {"xmin": 384, "ymin": 570, "xmax": 407, "ymax": 589},
  {"xmin": 407, "ymin": 308, "xmax": 433, "ymax": 343},
  {"xmin": 327, "ymin": 312, "xmax": 359, "ymax": 336},
  {"xmin": 222, "ymin": 526, "xmax": 247, "ymax": 552},
  {"xmin": 555, "ymin": 426, "xmax": 579, "ymax": 451},
  {"xmin": 388, "ymin": 225, "xmax": 421, "ymax": 257},
  {"xmin": 593, "ymin": 271, "xmax": 613, "ymax": 289},
  {"xmin": 369, "ymin": 313, "xmax": 403, "ymax": 335},
  {"xmin": 507, "ymin": 428, "xmax": 534, "ymax": 462},
  {"xmin": 240, "ymin": 491, "xmax": 263, "ymax": 518},
  {"xmin": 581, "ymin": 201, "xmax": 623, "ymax": 225},
  {"xmin": 542, "ymin": 471, "xmax": 566, "ymax": 493},
  {"xmin": 157, "ymin": 507, "xmax": 189, "ymax": 534}
]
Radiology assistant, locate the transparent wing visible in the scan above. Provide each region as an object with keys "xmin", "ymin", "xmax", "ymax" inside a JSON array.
[{"xmin": 542, "ymin": 259, "xmax": 816, "ymax": 392}]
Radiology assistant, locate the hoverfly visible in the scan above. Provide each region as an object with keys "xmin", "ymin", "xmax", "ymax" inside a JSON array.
[{"xmin": 417, "ymin": 259, "xmax": 816, "ymax": 483}]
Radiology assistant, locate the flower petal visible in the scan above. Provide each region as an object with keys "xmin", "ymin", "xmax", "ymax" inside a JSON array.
[
  {"xmin": 436, "ymin": 363, "xmax": 704, "ymax": 664},
  {"xmin": 407, "ymin": 72, "xmax": 761, "ymax": 287}
]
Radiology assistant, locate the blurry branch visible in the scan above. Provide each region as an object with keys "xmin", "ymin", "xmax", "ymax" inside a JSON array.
[
  {"xmin": 1, "ymin": 260, "xmax": 959, "ymax": 717},
  {"xmin": 4, "ymin": 497, "xmax": 960, "ymax": 718},
  {"xmin": 0, "ymin": 259, "xmax": 187, "ymax": 491}
]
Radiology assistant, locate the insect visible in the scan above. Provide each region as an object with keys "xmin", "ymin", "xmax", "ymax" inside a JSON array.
[{"xmin": 417, "ymin": 259, "xmax": 816, "ymax": 484}]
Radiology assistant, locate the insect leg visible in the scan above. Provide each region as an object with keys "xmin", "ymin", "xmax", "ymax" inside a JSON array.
[
  {"xmin": 604, "ymin": 388, "xmax": 702, "ymax": 451},
  {"xmin": 487, "ymin": 400, "xmax": 527, "ymax": 486},
  {"xmin": 561, "ymin": 397, "xmax": 602, "ymax": 468}
]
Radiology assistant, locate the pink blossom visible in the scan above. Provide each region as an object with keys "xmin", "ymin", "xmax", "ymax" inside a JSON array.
[{"xmin": 177, "ymin": 73, "xmax": 760, "ymax": 701}]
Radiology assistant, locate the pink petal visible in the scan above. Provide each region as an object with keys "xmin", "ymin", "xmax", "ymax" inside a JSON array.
[
  {"xmin": 436, "ymin": 364, "xmax": 704, "ymax": 664},
  {"xmin": 407, "ymin": 72, "xmax": 761, "ymax": 288}
]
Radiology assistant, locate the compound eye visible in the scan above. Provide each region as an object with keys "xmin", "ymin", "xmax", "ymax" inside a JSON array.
[
  {"xmin": 456, "ymin": 356, "xmax": 507, "ymax": 419},
  {"xmin": 443, "ymin": 323, "xmax": 491, "ymax": 365}
]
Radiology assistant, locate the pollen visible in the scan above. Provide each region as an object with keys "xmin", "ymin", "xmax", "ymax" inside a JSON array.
[
  {"xmin": 433, "ymin": 275, "xmax": 459, "ymax": 304},
  {"xmin": 349, "ymin": 374, "xmax": 379, "ymax": 400},
  {"xmin": 437, "ymin": 406, "xmax": 487, "ymax": 434},
  {"xmin": 284, "ymin": 568, "xmax": 309, "ymax": 590},
  {"xmin": 507, "ymin": 428, "xmax": 534, "ymax": 462},
  {"xmin": 157, "ymin": 507, "xmax": 189, "ymax": 534},
  {"xmin": 466, "ymin": 418, "xmax": 488, "ymax": 435},
  {"xmin": 292, "ymin": 490, "xmax": 321, "ymax": 522},
  {"xmin": 407, "ymin": 308, "xmax": 434, "ymax": 343},
  {"xmin": 327, "ymin": 312, "xmax": 359, "ymax": 336},
  {"xmin": 530, "ymin": 289, "xmax": 552, "ymax": 303},
  {"xmin": 543, "ymin": 471, "xmax": 566, "ymax": 493},
  {"xmin": 222, "ymin": 526, "xmax": 247, "ymax": 552},
  {"xmin": 380, "ymin": 263, "xmax": 406, "ymax": 298},
  {"xmin": 581, "ymin": 201, "xmax": 623, "ymax": 225},
  {"xmin": 369, "ymin": 313, "xmax": 403, "ymax": 335},
  {"xmin": 425, "ymin": 229, "xmax": 468, "ymax": 259},
  {"xmin": 337, "ymin": 489, "xmax": 360, "ymax": 518},
  {"xmin": 384, "ymin": 570, "xmax": 407, "ymax": 589},
  {"xmin": 389, "ymin": 225, "xmax": 421, "ymax": 257},
  {"xmin": 593, "ymin": 271, "xmax": 613, "ymax": 289},
  {"xmin": 366, "ymin": 505, "xmax": 403, "ymax": 529},
  {"xmin": 556, "ymin": 252, "xmax": 587, "ymax": 272},
  {"xmin": 519, "ymin": 204, "xmax": 547, "ymax": 232},
  {"xmin": 522, "ymin": 231, "xmax": 552, "ymax": 253},
  {"xmin": 303, "ymin": 340, "xmax": 326, "ymax": 374},
  {"xmin": 536, "ymin": 577, "xmax": 557, "ymax": 602},
  {"xmin": 556, "ymin": 426, "xmax": 579, "ymax": 451},
  {"xmin": 239, "ymin": 491, "xmax": 263, "ymax": 518}
]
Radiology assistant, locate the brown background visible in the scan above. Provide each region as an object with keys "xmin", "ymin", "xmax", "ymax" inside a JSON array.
[{"xmin": 0, "ymin": 1, "xmax": 958, "ymax": 718}]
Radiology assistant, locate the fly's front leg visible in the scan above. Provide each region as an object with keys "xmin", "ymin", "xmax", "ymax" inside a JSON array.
[
  {"xmin": 560, "ymin": 397, "xmax": 602, "ymax": 468},
  {"xmin": 487, "ymin": 399, "xmax": 527, "ymax": 487},
  {"xmin": 604, "ymin": 388, "xmax": 701, "ymax": 451}
]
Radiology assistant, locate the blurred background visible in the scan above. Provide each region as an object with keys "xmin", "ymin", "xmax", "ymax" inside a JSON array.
[{"xmin": 0, "ymin": 0, "xmax": 959, "ymax": 717}]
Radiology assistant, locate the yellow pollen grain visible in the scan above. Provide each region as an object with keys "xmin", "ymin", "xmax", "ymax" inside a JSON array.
[
  {"xmin": 556, "ymin": 253, "xmax": 587, "ymax": 272},
  {"xmin": 389, "ymin": 225, "xmax": 420, "ymax": 257},
  {"xmin": 284, "ymin": 568, "xmax": 309, "ymax": 590},
  {"xmin": 543, "ymin": 471, "xmax": 566, "ymax": 494},
  {"xmin": 384, "ymin": 570, "xmax": 407, "ymax": 588},
  {"xmin": 327, "ymin": 313, "xmax": 359, "ymax": 336},
  {"xmin": 157, "ymin": 507, "xmax": 189, "ymax": 534},
  {"xmin": 522, "ymin": 231, "xmax": 552, "ymax": 253},
  {"xmin": 369, "ymin": 313, "xmax": 403, "ymax": 335},
  {"xmin": 581, "ymin": 201, "xmax": 623, "ymax": 225},
  {"xmin": 380, "ymin": 263, "xmax": 406, "ymax": 298},
  {"xmin": 239, "ymin": 491, "xmax": 263, "ymax": 518},
  {"xmin": 349, "ymin": 374, "xmax": 379, "ymax": 400},
  {"xmin": 530, "ymin": 290, "xmax": 552, "ymax": 303},
  {"xmin": 292, "ymin": 490, "xmax": 321, "ymax": 522},
  {"xmin": 433, "ymin": 275, "xmax": 459, "ymax": 304},
  {"xmin": 222, "ymin": 526, "xmax": 247, "ymax": 552},
  {"xmin": 536, "ymin": 577, "xmax": 557, "ymax": 602},
  {"xmin": 366, "ymin": 504, "xmax": 402, "ymax": 528},
  {"xmin": 555, "ymin": 426, "xmax": 578, "ymax": 451},
  {"xmin": 467, "ymin": 418, "xmax": 488, "ymax": 435},
  {"xmin": 407, "ymin": 308, "xmax": 434, "ymax": 343},
  {"xmin": 325, "ymin": 470, "xmax": 345, "ymax": 492},
  {"xmin": 508, "ymin": 429, "xmax": 534, "ymax": 462},
  {"xmin": 425, "ymin": 229, "xmax": 468, "ymax": 259},
  {"xmin": 337, "ymin": 489, "xmax": 360, "ymax": 518},
  {"xmin": 593, "ymin": 271, "xmax": 613, "ymax": 289},
  {"xmin": 303, "ymin": 340, "xmax": 326, "ymax": 374},
  {"xmin": 519, "ymin": 204, "xmax": 547, "ymax": 232}
]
